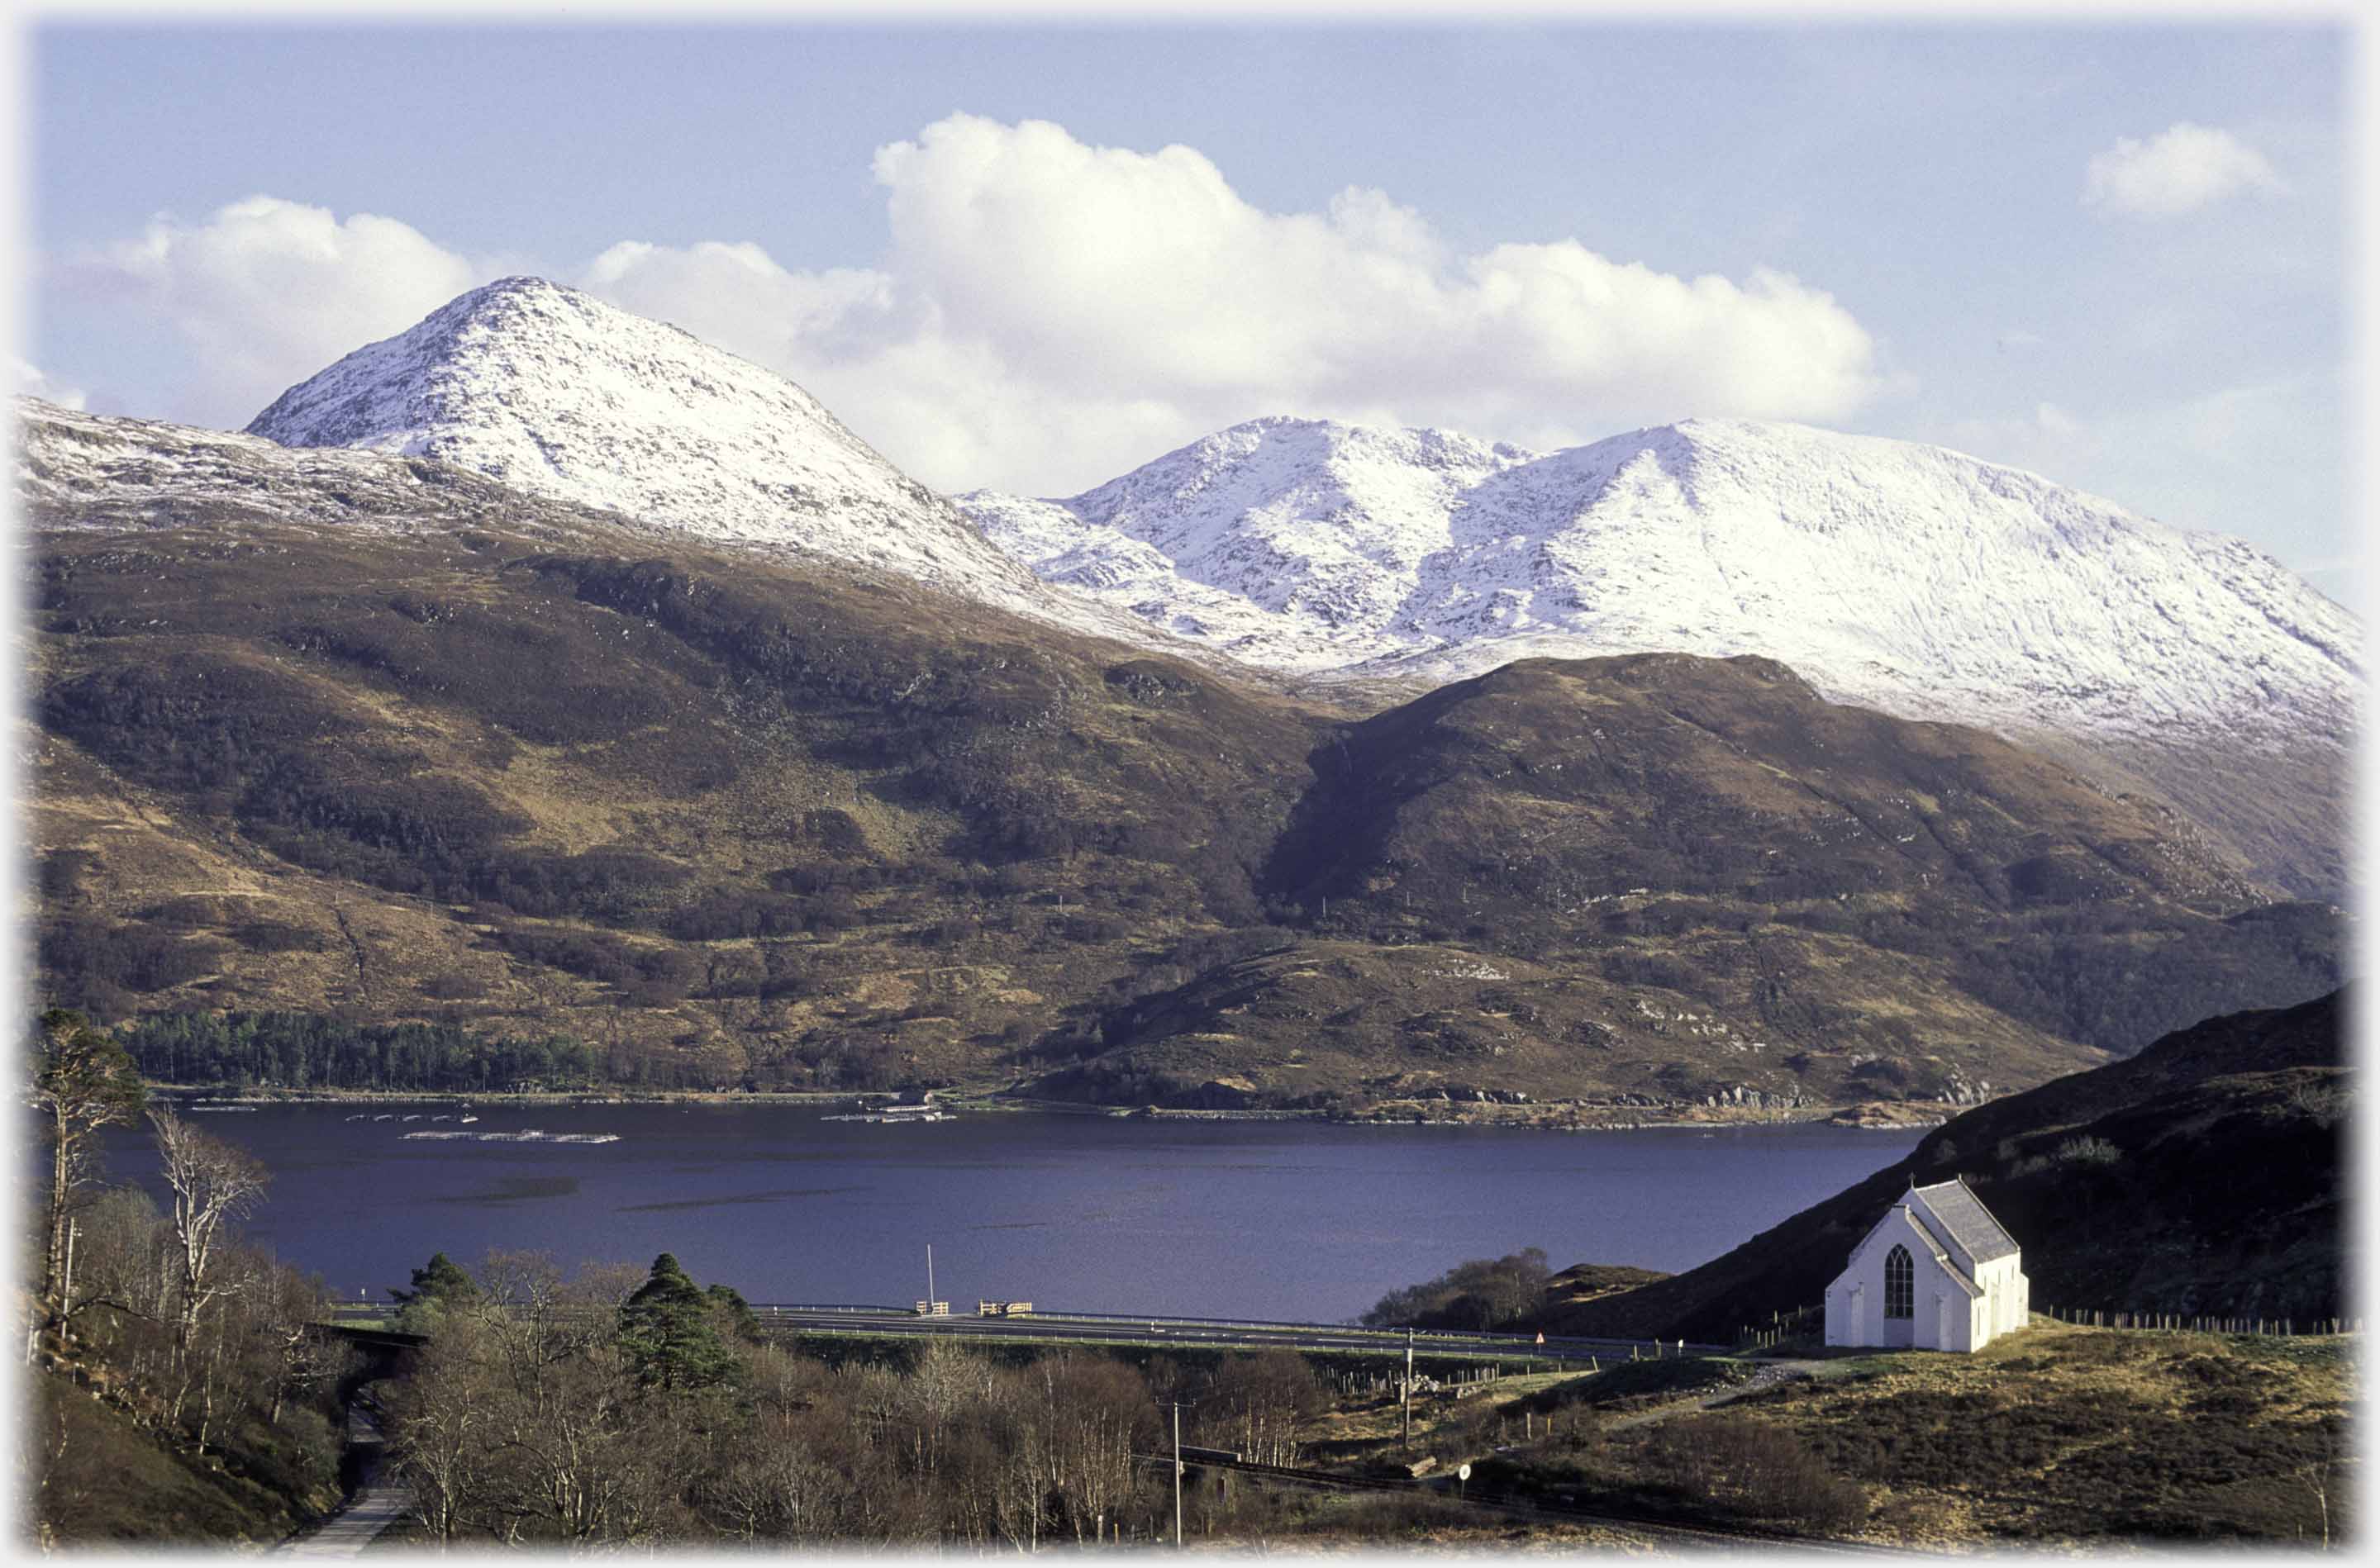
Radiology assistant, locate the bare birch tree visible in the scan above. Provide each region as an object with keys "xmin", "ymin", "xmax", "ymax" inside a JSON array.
[
  {"xmin": 29, "ymin": 1010, "xmax": 146, "ymax": 1335},
  {"xmin": 149, "ymin": 1106, "xmax": 270, "ymax": 1367}
]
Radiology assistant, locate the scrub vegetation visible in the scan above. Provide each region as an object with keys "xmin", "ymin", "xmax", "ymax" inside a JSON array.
[{"xmin": 1308, "ymin": 1326, "xmax": 2350, "ymax": 1547}]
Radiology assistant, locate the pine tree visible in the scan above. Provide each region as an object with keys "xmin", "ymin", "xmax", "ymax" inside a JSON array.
[
  {"xmin": 705, "ymin": 1281, "xmax": 762, "ymax": 1342},
  {"xmin": 389, "ymin": 1252, "xmax": 482, "ymax": 1334},
  {"xmin": 618, "ymin": 1253, "xmax": 736, "ymax": 1391}
]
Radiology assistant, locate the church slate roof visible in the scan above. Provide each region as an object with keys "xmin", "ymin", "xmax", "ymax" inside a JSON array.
[{"xmin": 1911, "ymin": 1178, "xmax": 2021, "ymax": 1265}]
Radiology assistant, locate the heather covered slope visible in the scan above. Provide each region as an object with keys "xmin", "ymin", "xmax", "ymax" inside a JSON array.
[
  {"xmin": 1264, "ymin": 655, "xmax": 2329, "ymax": 1055},
  {"xmin": 1534, "ymin": 991, "xmax": 2351, "ymax": 1342},
  {"xmin": 1024, "ymin": 657, "xmax": 2337, "ymax": 1112},
  {"xmin": 20, "ymin": 403, "xmax": 2344, "ymax": 1109},
  {"xmin": 26, "ymin": 465, "xmax": 1310, "ymax": 1092}
]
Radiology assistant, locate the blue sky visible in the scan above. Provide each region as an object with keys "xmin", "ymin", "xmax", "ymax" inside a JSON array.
[{"xmin": 21, "ymin": 20, "xmax": 2359, "ymax": 609}]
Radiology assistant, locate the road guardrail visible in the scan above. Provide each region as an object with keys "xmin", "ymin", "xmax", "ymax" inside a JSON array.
[{"xmin": 745, "ymin": 1304, "xmax": 1721, "ymax": 1357}]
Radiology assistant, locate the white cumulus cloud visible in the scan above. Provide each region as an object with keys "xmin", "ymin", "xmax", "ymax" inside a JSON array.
[
  {"xmin": 60, "ymin": 196, "xmax": 493, "ymax": 427},
  {"xmin": 586, "ymin": 113, "xmax": 1883, "ymax": 492},
  {"xmin": 52, "ymin": 116, "xmax": 1886, "ymax": 494},
  {"xmin": 2083, "ymin": 123, "xmax": 2285, "ymax": 219},
  {"xmin": 10, "ymin": 356, "xmax": 86, "ymax": 410}
]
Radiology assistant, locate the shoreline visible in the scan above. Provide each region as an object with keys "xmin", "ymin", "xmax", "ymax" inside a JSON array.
[{"xmin": 150, "ymin": 1084, "xmax": 1949, "ymax": 1133}]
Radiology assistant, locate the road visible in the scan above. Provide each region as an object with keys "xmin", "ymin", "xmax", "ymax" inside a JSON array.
[
  {"xmin": 320, "ymin": 1300, "xmax": 1722, "ymax": 1366},
  {"xmin": 276, "ymin": 1405, "xmax": 412, "ymax": 1559},
  {"xmin": 744, "ymin": 1304, "xmax": 1721, "ymax": 1364}
]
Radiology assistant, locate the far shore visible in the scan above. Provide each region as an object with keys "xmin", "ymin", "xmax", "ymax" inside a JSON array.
[{"xmin": 148, "ymin": 1083, "xmax": 1949, "ymax": 1133}]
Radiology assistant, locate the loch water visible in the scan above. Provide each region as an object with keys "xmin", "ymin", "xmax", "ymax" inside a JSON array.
[{"xmin": 90, "ymin": 1104, "xmax": 1921, "ymax": 1323}]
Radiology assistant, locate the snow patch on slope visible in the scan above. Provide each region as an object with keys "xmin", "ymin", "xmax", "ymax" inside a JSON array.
[{"xmin": 15, "ymin": 397, "xmax": 555, "ymax": 536}]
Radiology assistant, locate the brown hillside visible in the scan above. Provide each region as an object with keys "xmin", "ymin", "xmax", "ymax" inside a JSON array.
[{"xmin": 21, "ymin": 406, "xmax": 2344, "ymax": 1109}]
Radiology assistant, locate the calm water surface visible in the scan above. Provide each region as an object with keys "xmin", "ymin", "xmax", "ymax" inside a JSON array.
[{"xmin": 90, "ymin": 1105, "xmax": 1919, "ymax": 1322}]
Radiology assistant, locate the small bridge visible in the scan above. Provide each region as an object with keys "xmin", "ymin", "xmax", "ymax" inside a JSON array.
[{"xmin": 316, "ymin": 1323, "xmax": 426, "ymax": 1348}]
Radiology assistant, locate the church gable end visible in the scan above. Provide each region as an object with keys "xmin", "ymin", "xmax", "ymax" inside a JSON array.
[{"xmin": 1824, "ymin": 1177, "xmax": 2025, "ymax": 1353}]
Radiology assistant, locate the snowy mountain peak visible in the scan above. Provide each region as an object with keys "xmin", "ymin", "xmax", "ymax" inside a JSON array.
[
  {"xmin": 959, "ymin": 411, "xmax": 2358, "ymax": 896},
  {"xmin": 244, "ymin": 277, "xmax": 1047, "ymax": 603},
  {"xmin": 964, "ymin": 414, "xmax": 1540, "ymax": 636},
  {"xmin": 966, "ymin": 408, "xmax": 2359, "ymax": 702}
]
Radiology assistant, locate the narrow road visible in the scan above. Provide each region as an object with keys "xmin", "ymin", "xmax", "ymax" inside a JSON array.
[{"xmin": 278, "ymin": 1404, "xmax": 412, "ymax": 1558}]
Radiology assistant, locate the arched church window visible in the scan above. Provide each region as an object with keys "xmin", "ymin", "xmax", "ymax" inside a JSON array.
[{"xmin": 1884, "ymin": 1245, "xmax": 1914, "ymax": 1319}]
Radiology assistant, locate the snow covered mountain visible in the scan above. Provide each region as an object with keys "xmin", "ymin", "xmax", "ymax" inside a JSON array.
[
  {"xmin": 961, "ymin": 416, "xmax": 2360, "ymax": 898},
  {"xmin": 210, "ymin": 280, "xmax": 2351, "ymax": 896},
  {"xmin": 245, "ymin": 276, "xmax": 1059, "ymax": 614}
]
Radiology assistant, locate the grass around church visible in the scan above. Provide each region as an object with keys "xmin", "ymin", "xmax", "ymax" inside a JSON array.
[
  {"xmin": 1296, "ymin": 1319, "xmax": 2352, "ymax": 1547},
  {"xmin": 1743, "ymin": 1320, "xmax": 2353, "ymax": 1544}
]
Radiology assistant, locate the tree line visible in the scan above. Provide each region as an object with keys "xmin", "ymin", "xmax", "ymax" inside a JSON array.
[
  {"xmin": 378, "ymin": 1247, "xmax": 1330, "ymax": 1547},
  {"xmin": 116, "ymin": 1010, "xmax": 601, "ymax": 1092},
  {"xmin": 1360, "ymin": 1247, "xmax": 1554, "ymax": 1332}
]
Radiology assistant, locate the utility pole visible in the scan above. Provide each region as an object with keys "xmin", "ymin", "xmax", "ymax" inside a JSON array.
[
  {"xmin": 1403, "ymin": 1326, "xmax": 1415, "ymax": 1447},
  {"xmin": 1173, "ymin": 1401, "xmax": 1184, "ymax": 1549}
]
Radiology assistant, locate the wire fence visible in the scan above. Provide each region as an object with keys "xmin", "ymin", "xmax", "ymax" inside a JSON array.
[
  {"xmin": 1735, "ymin": 1304, "xmax": 1821, "ymax": 1350},
  {"xmin": 2039, "ymin": 1304, "xmax": 2359, "ymax": 1338},
  {"xmin": 1727, "ymin": 1300, "xmax": 2362, "ymax": 1345}
]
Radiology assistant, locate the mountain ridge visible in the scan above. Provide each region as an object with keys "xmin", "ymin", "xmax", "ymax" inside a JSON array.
[
  {"xmin": 960, "ymin": 413, "xmax": 2357, "ymax": 898},
  {"xmin": 76, "ymin": 273, "xmax": 2362, "ymax": 899},
  {"xmin": 243, "ymin": 276, "xmax": 1066, "ymax": 616},
  {"xmin": 21, "ymin": 404, "xmax": 2342, "ymax": 1113}
]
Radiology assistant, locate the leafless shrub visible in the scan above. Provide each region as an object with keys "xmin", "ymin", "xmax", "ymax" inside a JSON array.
[{"xmin": 1647, "ymin": 1413, "xmax": 1868, "ymax": 1529}]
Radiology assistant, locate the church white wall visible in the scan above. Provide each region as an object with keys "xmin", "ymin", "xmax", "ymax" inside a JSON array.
[
  {"xmin": 1825, "ymin": 1205, "xmax": 1972, "ymax": 1350},
  {"xmin": 1965, "ymin": 1253, "xmax": 2030, "ymax": 1350},
  {"xmin": 1824, "ymin": 1275, "xmax": 1873, "ymax": 1347}
]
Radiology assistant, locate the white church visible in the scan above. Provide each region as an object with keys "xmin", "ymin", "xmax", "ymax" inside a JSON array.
[{"xmin": 1824, "ymin": 1177, "xmax": 2029, "ymax": 1352}]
